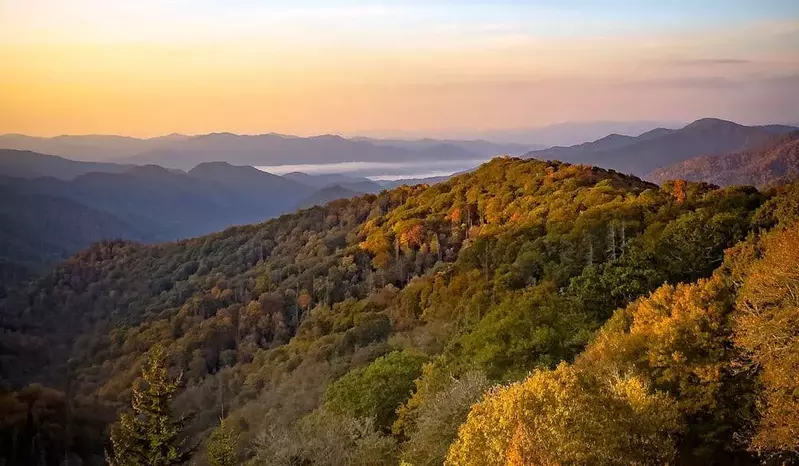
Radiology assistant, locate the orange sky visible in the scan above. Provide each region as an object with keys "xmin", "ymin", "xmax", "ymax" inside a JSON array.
[{"xmin": 1, "ymin": 1, "xmax": 798, "ymax": 137}]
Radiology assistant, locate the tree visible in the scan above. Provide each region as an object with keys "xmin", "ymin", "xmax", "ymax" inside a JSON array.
[
  {"xmin": 673, "ymin": 179, "xmax": 687, "ymax": 204},
  {"xmin": 323, "ymin": 350, "xmax": 427, "ymax": 430},
  {"xmin": 733, "ymin": 225, "xmax": 799, "ymax": 454},
  {"xmin": 446, "ymin": 363, "xmax": 680, "ymax": 466},
  {"xmin": 252, "ymin": 410, "xmax": 397, "ymax": 466},
  {"xmin": 205, "ymin": 418, "xmax": 239, "ymax": 466},
  {"xmin": 401, "ymin": 371, "xmax": 492, "ymax": 466},
  {"xmin": 107, "ymin": 346, "xmax": 187, "ymax": 466}
]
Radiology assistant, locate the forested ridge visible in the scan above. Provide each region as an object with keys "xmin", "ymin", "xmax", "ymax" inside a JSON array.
[
  {"xmin": 1, "ymin": 156, "xmax": 798, "ymax": 465},
  {"xmin": 650, "ymin": 131, "xmax": 799, "ymax": 187}
]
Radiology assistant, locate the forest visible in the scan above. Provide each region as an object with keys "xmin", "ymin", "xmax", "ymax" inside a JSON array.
[{"xmin": 1, "ymin": 156, "xmax": 798, "ymax": 465}]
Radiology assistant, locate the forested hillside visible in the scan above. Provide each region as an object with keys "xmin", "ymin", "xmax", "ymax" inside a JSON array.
[
  {"xmin": 449, "ymin": 204, "xmax": 799, "ymax": 465},
  {"xmin": 650, "ymin": 131, "xmax": 799, "ymax": 187},
  {"xmin": 0, "ymin": 186, "xmax": 151, "ymax": 295},
  {"xmin": 1, "ymin": 157, "xmax": 797, "ymax": 465}
]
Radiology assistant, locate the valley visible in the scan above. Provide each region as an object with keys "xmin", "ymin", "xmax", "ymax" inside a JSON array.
[{"xmin": 1, "ymin": 144, "xmax": 798, "ymax": 464}]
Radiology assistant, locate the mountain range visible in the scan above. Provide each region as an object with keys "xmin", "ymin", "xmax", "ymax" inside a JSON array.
[
  {"xmin": 0, "ymin": 157, "xmax": 384, "ymax": 226},
  {"xmin": 524, "ymin": 118, "xmax": 798, "ymax": 177},
  {"xmin": 462, "ymin": 120, "xmax": 686, "ymax": 145},
  {"xmin": 0, "ymin": 152, "xmax": 388, "ymax": 283},
  {"xmin": 0, "ymin": 133, "xmax": 537, "ymax": 170},
  {"xmin": 4, "ymin": 117, "xmax": 799, "ymax": 291}
]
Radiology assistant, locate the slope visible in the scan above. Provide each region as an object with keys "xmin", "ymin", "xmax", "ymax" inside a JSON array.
[
  {"xmin": 649, "ymin": 131, "xmax": 799, "ymax": 186},
  {"xmin": 525, "ymin": 118, "xmax": 788, "ymax": 176},
  {"xmin": 283, "ymin": 171, "xmax": 383, "ymax": 193},
  {"xmin": 296, "ymin": 185, "xmax": 365, "ymax": 209},
  {"xmin": 0, "ymin": 149, "xmax": 130, "ymax": 180},
  {"xmin": 450, "ymin": 201, "xmax": 799, "ymax": 464},
  {"xmin": 0, "ymin": 163, "xmax": 315, "ymax": 241},
  {"xmin": 1, "ymin": 156, "xmax": 785, "ymax": 465},
  {"xmin": 0, "ymin": 185, "xmax": 151, "ymax": 291},
  {"xmin": 188, "ymin": 161, "xmax": 313, "ymax": 201}
]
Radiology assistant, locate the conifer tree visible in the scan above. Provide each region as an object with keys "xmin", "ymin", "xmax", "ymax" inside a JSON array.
[
  {"xmin": 205, "ymin": 418, "xmax": 239, "ymax": 466},
  {"xmin": 107, "ymin": 346, "xmax": 187, "ymax": 466}
]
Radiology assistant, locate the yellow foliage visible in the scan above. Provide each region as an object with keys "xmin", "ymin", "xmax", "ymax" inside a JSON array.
[
  {"xmin": 448, "ymin": 264, "xmax": 746, "ymax": 465},
  {"xmin": 446, "ymin": 362, "xmax": 680, "ymax": 466},
  {"xmin": 733, "ymin": 225, "xmax": 799, "ymax": 453}
]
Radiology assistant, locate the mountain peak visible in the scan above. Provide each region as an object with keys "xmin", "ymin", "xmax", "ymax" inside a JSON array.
[
  {"xmin": 191, "ymin": 160, "xmax": 235, "ymax": 170},
  {"xmin": 189, "ymin": 161, "xmax": 269, "ymax": 177},
  {"xmin": 683, "ymin": 118, "xmax": 742, "ymax": 130},
  {"xmin": 310, "ymin": 134, "xmax": 347, "ymax": 142},
  {"xmin": 127, "ymin": 164, "xmax": 174, "ymax": 176},
  {"xmin": 595, "ymin": 133, "xmax": 629, "ymax": 142}
]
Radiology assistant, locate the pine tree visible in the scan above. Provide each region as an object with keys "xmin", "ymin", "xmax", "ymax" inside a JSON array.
[
  {"xmin": 205, "ymin": 419, "xmax": 239, "ymax": 466},
  {"xmin": 107, "ymin": 346, "xmax": 187, "ymax": 466}
]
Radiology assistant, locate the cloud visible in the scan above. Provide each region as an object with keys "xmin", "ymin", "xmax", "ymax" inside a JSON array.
[
  {"xmin": 621, "ymin": 76, "xmax": 741, "ymax": 89},
  {"xmin": 619, "ymin": 73, "xmax": 799, "ymax": 90},
  {"xmin": 664, "ymin": 58, "xmax": 752, "ymax": 66}
]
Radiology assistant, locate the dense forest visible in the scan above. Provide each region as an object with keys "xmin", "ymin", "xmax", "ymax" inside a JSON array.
[{"xmin": 1, "ymin": 156, "xmax": 798, "ymax": 465}]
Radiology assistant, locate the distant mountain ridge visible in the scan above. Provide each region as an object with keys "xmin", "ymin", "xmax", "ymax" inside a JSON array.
[
  {"xmin": 0, "ymin": 185, "xmax": 151, "ymax": 291},
  {"xmin": 352, "ymin": 137, "xmax": 538, "ymax": 157},
  {"xmin": 464, "ymin": 120, "xmax": 685, "ymax": 145},
  {"xmin": 283, "ymin": 172, "xmax": 383, "ymax": 193},
  {"xmin": 0, "ymin": 134, "xmax": 190, "ymax": 162},
  {"xmin": 296, "ymin": 185, "xmax": 365, "ymax": 210},
  {"xmin": 0, "ymin": 149, "xmax": 131, "ymax": 180},
  {"xmin": 0, "ymin": 151, "xmax": 396, "ymax": 282},
  {"xmin": 649, "ymin": 131, "xmax": 799, "ymax": 187},
  {"xmin": 3, "ymin": 118, "xmax": 798, "ymax": 283},
  {"xmin": 0, "ymin": 158, "xmax": 315, "ymax": 240},
  {"xmin": 524, "ymin": 118, "xmax": 798, "ymax": 176},
  {"xmin": 0, "ymin": 132, "xmax": 537, "ymax": 170}
]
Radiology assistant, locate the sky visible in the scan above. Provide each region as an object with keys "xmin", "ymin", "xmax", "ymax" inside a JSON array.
[{"xmin": 1, "ymin": 0, "xmax": 798, "ymax": 137}]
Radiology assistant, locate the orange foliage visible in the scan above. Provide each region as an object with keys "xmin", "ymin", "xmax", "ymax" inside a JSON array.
[
  {"xmin": 401, "ymin": 224, "xmax": 426, "ymax": 248},
  {"xmin": 449, "ymin": 207, "xmax": 462, "ymax": 224},
  {"xmin": 673, "ymin": 179, "xmax": 687, "ymax": 204}
]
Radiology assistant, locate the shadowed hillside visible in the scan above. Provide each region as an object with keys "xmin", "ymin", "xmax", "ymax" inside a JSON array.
[
  {"xmin": 650, "ymin": 131, "xmax": 799, "ymax": 187},
  {"xmin": 525, "ymin": 118, "xmax": 796, "ymax": 176}
]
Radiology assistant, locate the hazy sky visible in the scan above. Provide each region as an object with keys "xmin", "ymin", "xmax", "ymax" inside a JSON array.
[{"xmin": 1, "ymin": 0, "xmax": 798, "ymax": 137}]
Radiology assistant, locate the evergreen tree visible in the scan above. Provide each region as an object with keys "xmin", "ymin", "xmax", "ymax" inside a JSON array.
[
  {"xmin": 107, "ymin": 346, "xmax": 186, "ymax": 466},
  {"xmin": 205, "ymin": 419, "xmax": 239, "ymax": 466}
]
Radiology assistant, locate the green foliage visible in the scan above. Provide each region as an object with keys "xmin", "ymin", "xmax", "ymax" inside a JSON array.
[
  {"xmin": 456, "ymin": 283, "xmax": 589, "ymax": 379},
  {"xmin": 323, "ymin": 350, "xmax": 427, "ymax": 430},
  {"xmin": 205, "ymin": 418, "xmax": 239, "ymax": 466},
  {"xmin": 107, "ymin": 346, "xmax": 187, "ymax": 466},
  {"xmin": 448, "ymin": 223, "xmax": 799, "ymax": 464}
]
